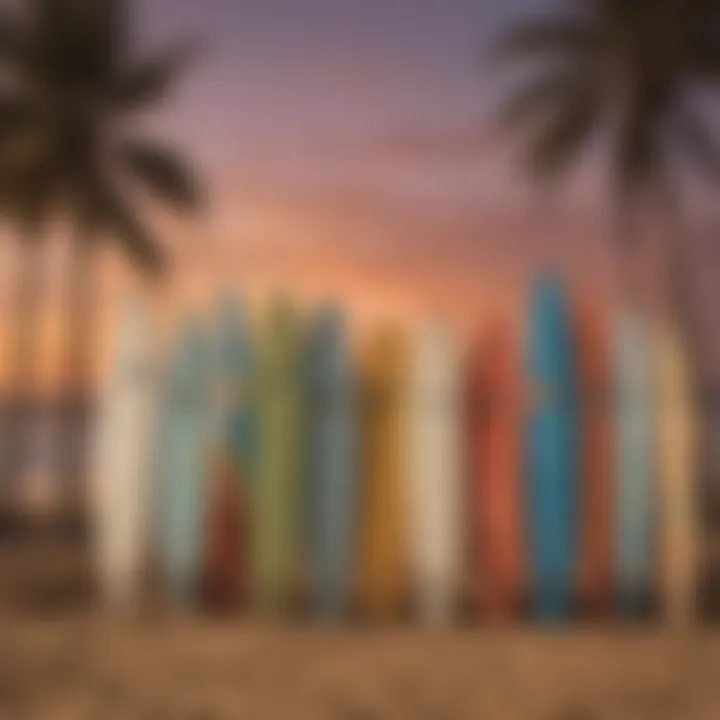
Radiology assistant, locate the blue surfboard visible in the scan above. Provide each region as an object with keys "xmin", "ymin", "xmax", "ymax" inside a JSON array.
[
  {"xmin": 526, "ymin": 276, "xmax": 579, "ymax": 621},
  {"xmin": 156, "ymin": 315, "xmax": 211, "ymax": 605},
  {"xmin": 612, "ymin": 313, "xmax": 655, "ymax": 616},
  {"xmin": 305, "ymin": 306, "xmax": 357, "ymax": 618}
]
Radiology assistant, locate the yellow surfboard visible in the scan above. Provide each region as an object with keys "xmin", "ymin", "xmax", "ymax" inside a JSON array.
[
  {"xmin": 357, "ymin": 329, "xmax": 409, "ymax": 618},
  {"xmin": 654, "ymin": 323, "xmax": 699, "ymax": 627}
]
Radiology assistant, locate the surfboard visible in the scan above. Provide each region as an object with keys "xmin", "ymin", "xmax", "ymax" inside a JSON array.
[
  {"xmin": 654, "ymin": 323, "xmax": 699, "ymax": 626},
  {"xmin": 305, "ymin": 306, "xmax": 357, "ymax": 618},
  {"xmin": 202, "ymin": 297, "xmax": 253, "ymax": 612},
  {"xmin": 217, "ymin": 297, "xmax": 255, "ymax": 485},
  {"xmin": 253, "ymin": 297, "xmax": 304, "ymax": 614},
  {"xmin": 358, "ymin": 328, "xmax": 409, "ymax": 619},
  {"xmin": 203, "ymin": 451, "xmax": 244, "ymax": 612},
  {"xmin": 574, "ymin": 299, "xmax": 612, "ymax": 617},
  {"xmin": 156, "ymin": 314, "xmax": 211, "ymax": 606},
  {"xmin": 407, "ymin": 323, "xmax": 462, "ymax": 625},
  {"xmin": 466, "ymin": 321, "xmax": 523, "ymax": 620},
  {"xmin": 526, "ymin": 276, "xmax": 579, "ymax": 621},
  {"xmin": 612, "ymin": 313, "xmax": 655, "ymax": 616},
  {"xmin": 93, "ymin": 297, "xmax": 158, "ymax": 611}
]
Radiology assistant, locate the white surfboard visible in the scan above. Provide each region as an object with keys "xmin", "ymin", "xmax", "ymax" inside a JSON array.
[
  {"xmin": 92, "ymin": 298, "xmax": 158, "ymax": 612},
  {"xmin": 654, "ymin": 323, "xmax": 699, "ymax": 627},
  {"xmin": 406, "ymin": 323, "xmax": 463, "ymax": 625}
]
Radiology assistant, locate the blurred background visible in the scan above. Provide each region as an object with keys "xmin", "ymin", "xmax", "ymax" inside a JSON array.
[{"xmin": 1, "ymin": 0, "xmax": 720, "ymax": 717}]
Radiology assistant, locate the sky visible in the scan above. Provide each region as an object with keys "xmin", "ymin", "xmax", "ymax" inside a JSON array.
[
  {"xmin": 131, "ymin": 0, "xmax": 617, "ymax": 323},
  {"xmin": 2, "ymin": 0, "xmax": 719, "ymax": 390}
]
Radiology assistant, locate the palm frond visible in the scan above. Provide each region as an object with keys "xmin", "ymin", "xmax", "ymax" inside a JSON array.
[
  {"xmin": 94, "ymin": 182, "xmax": 165, "ymax": 275},
  {"xmin": 672, "ymin": 105, "xmax": 720, "ymax": 181},
  {"xmin": 523, "ymin": 87, "xmax": 602, "ymax": 177},
  {"xmin": 111, "ymin": 41, "xmax": 197, "ymax": 109},
  {"xmin": 683, "ymin": 0, "xmax": 720, "ymax": 78},
  {"xmin": 614, "ymin": 105, "xmax": 660, "ymax": 195},
  {"xmin": 78, "ymin": 0, "xmax": 129, "ymax": 81},
  {"xmin": 0, "ymin": 97, "xmax": 36, "ymax": 134},
  {"xmin": 689, "ymin": 35, "xmax": 720, "ymax": 81},
  {"xmin": 0, "ymin": 138, "xmax": 59, "ymax": 227},
  {"xmin": 26, "ymin": 0, "xmax": 82, "ymax": 68},
  {"xmin": 0, "ymin": 7, "xmax": 23, "ymax": 62},
  {"xmin": 495, "ymin": 71, "xmax": 589, "ymax": 136},
  {"xmin": 22, "ymin": 0, "xmax": 125, "ymax": 90},
  {"xmin": 492, "ymin": 17, "xmax": 600, "ymax": 62},
  {"xmin": 120, "ymin": 139, "xmax": 201, "ymax": 210}
]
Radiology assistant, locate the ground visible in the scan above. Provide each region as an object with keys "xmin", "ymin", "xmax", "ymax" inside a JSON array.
[{"xmin": 1, "ymin": 535, "xmax": 719, "ymax": 719}]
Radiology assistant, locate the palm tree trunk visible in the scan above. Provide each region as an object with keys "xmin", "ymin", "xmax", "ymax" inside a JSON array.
[
  {"xmin": 1, "ymin": 231, "xmax": 43, "ymax": 535},
  {"xmin": 59, "ymin": 212, "xmax": 96, "ymax": 534}
]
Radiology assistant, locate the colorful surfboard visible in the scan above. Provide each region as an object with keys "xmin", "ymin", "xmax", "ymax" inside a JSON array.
[
  {"xmin": 466, "ymin": 321, "xmax": 523, "ymax": 620},
  {"xmin": 305, "ymin": 306, "xmax": 357, "ymax": 618},
  {"xmin": 156, "ymin": 314, "xmax": 211, "ymax": 606},
  {"xmin": 612, "ymin": 313, "xmax": 655, "ymax": 616},
  {"xmin": 202, "ymin": 297, "xmax": 253, "ymax": 612},
  {"xmin": 654, "ymin": 323, "xmax": 699, "ymax": 626},
  {"xmin": 203, "ymin": 452, "xmax": 244, "ymax": 612},
  {"xmin": 253, "ymin": 297, "xmax": 304, "ymax": 613},
  {"xmin": 526, "ymin": 276, "xmax": 579, "ymax": 621},
  {"xmin": 93, "ymin": 298, "xmax": 158, "ymax": 611},
  {"xmin": 407, "ymin": 323, "xmax": 462, "ymax": 625},
  {"xmin": 358, "ymin": 329, "xmax": 408, "ymax": 619},
  {"xmin": 217, "ymin": 297, "xmax": 255, "ymax": 484},
  {"xmin": 575, "ymin": 300, "xmax": 612, "ymax": 617}
]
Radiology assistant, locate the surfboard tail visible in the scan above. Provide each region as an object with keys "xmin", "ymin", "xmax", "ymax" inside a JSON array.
[
  {"xmin": 202, "ymin": 456, "xmax": 245, "ymax": 613},
  {"xmin": 532, "ymin": 584, "xmax": 574, "ymax": 623}
]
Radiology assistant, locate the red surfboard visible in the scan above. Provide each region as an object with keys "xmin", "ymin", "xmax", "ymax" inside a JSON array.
[
  {"xmin": 574, "ymin": 299, "xmax": 612, "ymax": 616},
  {"xmin": 466, "ymin": 322, "xmax": 524, "ymax": 620},
  {"xmin": 202, "ymin": 452, "xmax": 246, "ymax": 613}
]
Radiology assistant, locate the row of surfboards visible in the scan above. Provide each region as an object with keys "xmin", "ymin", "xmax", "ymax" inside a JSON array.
[{"xmin": 93, "ymin": 276, "xmax": 699, "ymax": 625}]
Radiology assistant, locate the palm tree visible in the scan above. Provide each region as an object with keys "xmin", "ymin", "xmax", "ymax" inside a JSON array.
[
  {"xmin": 493, "ymin": 0, "xmax": 720, "ymax": 481},
  {"xmin": 0, "ymin": 104, "xmax": 54, "ymax": 531},
  {"xmin": 494, "ymin": 0, "xmax": 720, "ymax": 334},
  {"xmin": 0, "ymin": 0, "xmax": 201, "ymax": 525}
]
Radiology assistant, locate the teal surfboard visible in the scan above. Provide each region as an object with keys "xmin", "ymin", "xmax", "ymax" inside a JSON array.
[
  {"xmin": 613, "ymin": 313, "xmax": 655, "ymax": 616},
  {"xmin": 213, "ymin": 296, "xmax": 255, "ymax": 479},
  {"xmin": 253, "ymin": 298, "xmax": 305, "ymax": 613},
  {"xmin": 157, "ymin": 315, "xmax": 211, "ymax": 605},
  {"xmin": 305, "ymin": 306, "xmax": 357, "ymax": 618},
  {"xmin": 526, "ymin": 276, "xmax": 579, "ymax": 621},
  {"xmin": 202, "ymin": 297, "xmax": 255, "ymax": 609}
]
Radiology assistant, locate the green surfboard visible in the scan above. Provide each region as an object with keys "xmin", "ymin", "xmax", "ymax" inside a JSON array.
[{"xmin": 252, "ymin": 297, "xmax": 305, "ymax": 613}]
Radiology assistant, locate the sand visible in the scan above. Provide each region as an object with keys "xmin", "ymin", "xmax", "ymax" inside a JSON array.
[{"xmin": 2, "ymin": 535, "xmax": 720, "ymax": 719}]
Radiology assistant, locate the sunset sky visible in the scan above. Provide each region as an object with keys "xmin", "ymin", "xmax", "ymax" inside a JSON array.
[
  {"xmin": 138, "ymin": 0, "xmax": 616, "ymax": 311},
  {"xmin": 1, "ymin": 0, "xmax": 719, "ymax": 389}
]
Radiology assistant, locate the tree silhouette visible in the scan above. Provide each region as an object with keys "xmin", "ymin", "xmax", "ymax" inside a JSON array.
[
  {"xmin": 0, "ymin": 0, "xmax": 202, "ymax": 524},
  {"xmin": 494, "ymin": 0, "xmax": 720, "ymax": 330},
  {"xmin": 493, "ymin": 0, "xmax": 720, "ymax": 499}
]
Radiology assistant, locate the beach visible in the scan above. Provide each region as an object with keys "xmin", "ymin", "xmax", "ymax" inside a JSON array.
[{"xmin": 1, "ymin": 534, "xmax": 719, "ymax": 719}]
